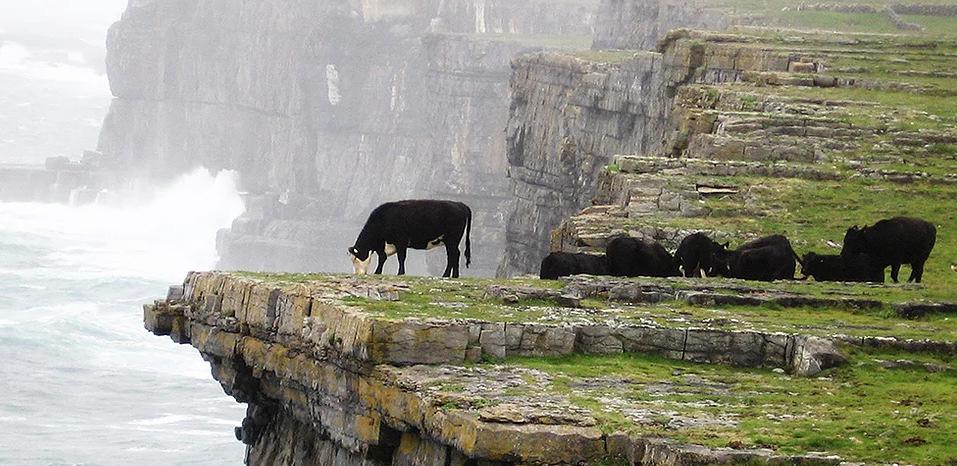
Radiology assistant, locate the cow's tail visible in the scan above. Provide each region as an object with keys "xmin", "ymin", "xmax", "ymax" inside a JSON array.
[
  {"xmin": 465, "ymin": 207, "xmax": 472, "ymax": 268},
  {"xmin": 791, "ymin": 247, "xmax": 805, "ymax": 268}
]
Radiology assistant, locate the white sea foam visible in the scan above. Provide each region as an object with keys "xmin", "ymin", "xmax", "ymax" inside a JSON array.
[
  {"xmin": 0, "ymin": 168, "xmax": 245, "ymax": 282},
  {"xmin": 0, "ymin": 168, "xmax": 248, "ymax": 464}
]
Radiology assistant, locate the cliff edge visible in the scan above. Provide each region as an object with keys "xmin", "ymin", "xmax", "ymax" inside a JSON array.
[{"xmin": 146, "ymin": 271, "xmax": 957, "ymax": 465}]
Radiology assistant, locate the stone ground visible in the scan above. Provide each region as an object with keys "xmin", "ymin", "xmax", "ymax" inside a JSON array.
[{"xmin": 146, "ymin": 271, "xmax": 957, "ymax": 465}]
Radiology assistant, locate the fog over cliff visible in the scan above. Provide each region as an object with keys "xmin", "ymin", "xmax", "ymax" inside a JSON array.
[{"xmin": 0, "ymin": 1, "xmax": 125, "ymax": 164}]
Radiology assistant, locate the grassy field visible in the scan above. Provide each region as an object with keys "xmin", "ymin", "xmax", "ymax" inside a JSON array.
[
  {"xmin": 495, "ymin": 348, "xmax": 957, "ymax": 464},
  {"xmin": 633, "ymin": 175, "xmax": 957, "ymax": 301},
  {"xmin": 711, "ymin": 0, "xmax": 957, "ymax": 38},
  {"xmin": 236, "ymin": 272, "xmax": 957, "ymax": 342}
]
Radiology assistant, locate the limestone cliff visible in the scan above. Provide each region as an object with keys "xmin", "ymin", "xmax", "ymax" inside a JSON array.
[
  {"xmin": 98, "ymin": 0, "xmax": 598, "ymax": 276},
  {"xmin": 145, "ymin": 272, "xmax": 957, "ymax": 465},
  {"xmin": 497, "ymin": 51, "xmax": 678, "ymax": 276},
  {"xmin": 591, "ymin": 0, "xmax": 729, "ymax": 50}
]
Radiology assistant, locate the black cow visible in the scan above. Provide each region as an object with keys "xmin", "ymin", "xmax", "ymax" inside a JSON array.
[
  {"xmin": 841, "ymin": 217, "xmax": 936, "ymax": 283},
  {"xmin": 675, "ymin": 233, "xmax": 725, "ymax": 278},
  {"xmin": 605, "ymin": 236, "xmax": 680, "ymax": 278},
  {"xmin": 539, "ymin": 252, "xmax": 608, "ymax": 280},
  {"xmin": 712, "ymin": 235, "xmax": 797, "ymax": 282},
  {"xmin": 348, "ymin": 200, "xmax": 472, "ymax": 278},
  {"xmin": 800, "ymin": 252, "xmax": 884, "ymax": 283}
]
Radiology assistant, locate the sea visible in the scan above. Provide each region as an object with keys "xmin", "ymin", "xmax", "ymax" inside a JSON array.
[{"xmin": 0, "ymin": 169, "xmax": 249, "ymax": 465}]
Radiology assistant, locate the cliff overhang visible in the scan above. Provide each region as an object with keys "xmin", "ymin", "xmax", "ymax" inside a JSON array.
[{"xmin": 146, "ymin": 271, "xmax": 957, "ymax": 465}]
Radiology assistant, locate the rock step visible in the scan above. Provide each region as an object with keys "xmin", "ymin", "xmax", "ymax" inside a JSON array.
[
  {"xmin": 551, "ymin": 209, "xmax": 752, "ymax": 251},
  {"xmin": 157, "ymin": 274, "xmax": 845, "ymax": 376},
  {"xmin": 160, "ymin": 319, "xmax": 849, "ymax": 466},
  {"xmin": 611, "ymin": 154, "xmax": 841, "ymax": 180},
  {"xmin": 146, "ymin": 272, "xmax": 957, "ymax": 465},
  {"xmin": 157, "ymin": 273, "xmax": 957, "ymax": 378}
]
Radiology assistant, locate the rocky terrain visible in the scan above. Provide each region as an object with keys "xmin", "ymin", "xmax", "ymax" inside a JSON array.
[
  {"xmin": 146, "ymin": 271, "xmax": 957, "ymax": 464},
  {"xmin": 502, "ymin": 26, "xmax": 957, "ymax": 279},
  {"xmin": 129, "ymin": 0, "xmax": 957, "ymax": 464}
]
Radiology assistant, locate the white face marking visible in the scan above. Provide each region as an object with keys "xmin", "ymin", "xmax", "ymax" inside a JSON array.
[
  {"xmin": 351, "ymin": 254, "xmax": 373, "ymax": 275},
  {"xmin": 426, "ymin": 235, "xmax": 444, "ymax": 250},
  {"xmin": 384, "ymin": 243, "xmax": 397, "ymax": 256}
]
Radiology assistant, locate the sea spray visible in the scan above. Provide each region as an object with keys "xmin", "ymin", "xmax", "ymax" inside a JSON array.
[{"xmin": 0, "ymin": 168, "xmax": 247, "ymax": 465}]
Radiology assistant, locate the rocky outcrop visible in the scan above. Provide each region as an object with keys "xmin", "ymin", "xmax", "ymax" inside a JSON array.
[
  {"xmin": 99, "ymin": 0, "xmax": 598, "ymax": 276},
  {"xmin": 145, "ymin": 271, "xmax": 957, "ymax": 464},
  {"xmin": 0, "ymin": 153, "xmax": 113, "ymax": 204},
  {"xmin": 497, "ymin": 50, "xmax": 679, "ymax": 276},
  {"xmin": 503, "ymin": 28, "xmax": 957, "ymax": 274}
]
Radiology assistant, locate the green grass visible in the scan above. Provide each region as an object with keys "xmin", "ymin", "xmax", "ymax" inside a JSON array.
[
  {"xmin": 459, "ymin": 33, "xmax": 593, "ymax": 50},
  {"xmin": 904, "ymin": 15, "xmax": 957, "ymax": 36},
  {"xmin": 777, "ymin": 11, "xmax": 901, "ymax": 34},
  {"xmin": 499, "ymin": 350, "xmax": 957, "ymax": 464},
  {"xmin": 571, "ymin": 50, "xmax": 641, "ymax": 64},
  {"xmin": 711, "ymin": 0, "xmax": 957, "ymax": 39},
  {"xmin": 628, "ymin": 175, "xmax": 957, "ymax": 302},
  {"xmin": 232, "ymin": 272, "xmax": 957, "ymax": 342}
]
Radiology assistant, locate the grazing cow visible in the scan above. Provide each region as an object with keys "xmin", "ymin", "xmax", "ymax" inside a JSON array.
[
  {"xmin": 605, "ymin": 236, "xmax": 680, "ymax": 278},
  {"xmin": 539, "ymin": 252, "xmax": 609, "ymax": 280},
  {"xmin": 712, "ymin": 235, "xmax": 797, "ymax": 282},
  {"xmin": 841, "ymin": 217, "xmax": 936, "ymax": 283},
  {"xmin": 800, "ymin": 252, "xmax": 884, "ymax": 283},
  {"xmin": 675, "ymin": 233, "xmax": 725, "ymax": 278},
  {"xmin": 348, "ymin": 200, "xmax": 472, "ymax": 278}
]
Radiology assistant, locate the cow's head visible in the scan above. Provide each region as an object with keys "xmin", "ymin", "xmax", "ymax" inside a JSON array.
[
  {"xmin": 709, "ymin": 243, "xmax": 732, "ymax": 277},
  {"xmin": 800, "ymin": 252, "xmax": 822, "ymax": 278},
  {"xmin": 348, "ymin": 247, "xmax": 374, "ymax": 274},
  {"xmin": 842, "ymin": 226, "xmax": 866, "ymax": 255}
]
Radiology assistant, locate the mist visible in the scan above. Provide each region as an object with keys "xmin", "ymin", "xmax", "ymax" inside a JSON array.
[{"xmin": 1, "ymin": 0, "xmax": 955, "ymax": 464}]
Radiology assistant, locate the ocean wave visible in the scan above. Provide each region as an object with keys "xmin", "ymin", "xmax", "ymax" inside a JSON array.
[{"xmin": 0, "ymin": 168, "xmax": 248, "ymax": 464}]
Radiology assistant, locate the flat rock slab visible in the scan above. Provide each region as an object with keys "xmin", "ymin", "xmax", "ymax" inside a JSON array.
[
  {"xmin": 895, "ymin": 301, "xmax": 957, "ymax": 319},
  {"xmin": 170, "ymin": 272, "xmax": 866, "ymax": 375}
]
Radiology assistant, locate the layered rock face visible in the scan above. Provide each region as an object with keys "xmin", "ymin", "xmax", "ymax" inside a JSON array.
[
  {"xmin": 98, "ymin": 0, "xmax": 597, "ymax": 276},
  {"xmin": 145, "ymin": 272, "xmax": 957, "ymax": 464},
  {"xmin": 591, "ymin": 0, "xmax": 729, "ymax": 50},
  {"xmin": 497, "ymin": 52, "xmax": 669, "ymax": 275},
  {"xmin": 548, "ymin": 30, "xmax": 957, "ymax": 262},
  {"xmin": 498, "ymin": 33, "xmax": 715, "ymax": 276}
]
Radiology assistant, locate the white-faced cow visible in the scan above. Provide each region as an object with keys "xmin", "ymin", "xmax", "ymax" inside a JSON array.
[
  {"xmin": 712, "ymin": 235, "xmax": 798, "ymax": 282},
  {"xmin": 841, "ymin": 216, "xmax": 936, "ymax": 283},
  {"xmin": 348, "ymin": 200, "xmax": 472, "ymax": 278},
  {"xmin": 605, "ymin": 236, "xmax": 680, "ymax": 278},
  {"xmin": 539, "ymin": 252, "xmax": 609, "ymax": 280}
]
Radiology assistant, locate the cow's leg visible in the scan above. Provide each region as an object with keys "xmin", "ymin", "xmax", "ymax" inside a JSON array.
[
  {"xmin": 909, "ymin": 260, "xmax": 926, "ymax": 283},
  {"xmin": 442, "ymin": 246, "xmax": 453, "ymax": 278},
  {"xmin": 451, "ymin": 247, "xmax": 461, "ymax": 278},
  {"xmin": 890, "ymin": 263, "xmax": 901, "ymax": 283},
  {"xmin": 444, "ymin": 244, "xmax": 461, "ymax": 278},
  {"xmin": 374, "ymin": 250, "xmax": 387, "ymax": 275},
  {"xmin": 396, "ymin": 247, "xmax": 408, "ymax": 276}
]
